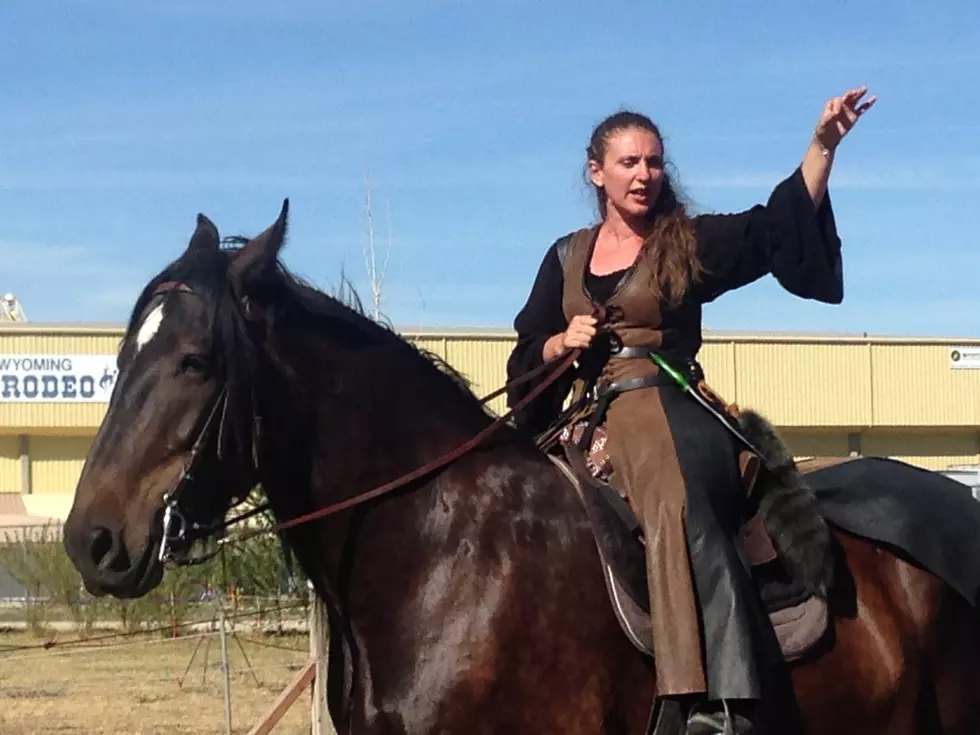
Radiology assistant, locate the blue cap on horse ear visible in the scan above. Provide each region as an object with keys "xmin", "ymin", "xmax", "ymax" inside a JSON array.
[
  {"xmin": 228, "ymin": 198, "xmax": 289, "ymax": 294},
  {"xmin": 187, "ymin": 213, "xmax": 220, "ymax": 254}
]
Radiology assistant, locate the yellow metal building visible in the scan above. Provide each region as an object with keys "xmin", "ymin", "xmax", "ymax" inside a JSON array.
[{"xmin": 4, "ymin": 322, "xmax": 980, "ymax": 520}]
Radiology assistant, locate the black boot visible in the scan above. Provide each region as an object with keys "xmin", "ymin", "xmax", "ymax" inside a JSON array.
[
  {"xmin": 648, "ymin": 696, "xmax": 688, "ymax": 735},
  {"xmin": 685, "ymin": 700, "xmax": 757, "ymax": 735}
]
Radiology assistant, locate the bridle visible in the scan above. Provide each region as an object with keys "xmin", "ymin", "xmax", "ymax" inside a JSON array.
[
  {"xmin": 150, "ymin": 279, "xmax": 587, "ymax": 567},
  {"xmin": 155, "ymin": 382, "xmax": 223, "ymax": 563},
  {"xmin": 147, "ymin": 281, "xmax": 264, "ymax": 566}
]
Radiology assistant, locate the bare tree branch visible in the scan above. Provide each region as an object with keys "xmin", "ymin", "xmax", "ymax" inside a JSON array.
[{"xmin": 361, "ymin": 173, "xmax": 395, "ymax": 322}]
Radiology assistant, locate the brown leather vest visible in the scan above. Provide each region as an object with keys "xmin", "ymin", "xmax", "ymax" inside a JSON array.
[
  {"xmin": 561, "ymin": 225, "xmax": 761, "ymax": 496},
  {"xmin": 560, "ymin": 226, "xmax": 666, "ymax": 386}
]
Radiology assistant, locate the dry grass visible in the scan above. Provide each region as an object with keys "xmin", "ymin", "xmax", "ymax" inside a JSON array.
[{"xmin": 0, "ymin": 630, "xmax": 314, "ymax": 735}]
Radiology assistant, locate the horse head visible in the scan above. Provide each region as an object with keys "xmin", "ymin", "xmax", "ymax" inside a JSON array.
[{"xmin": 63, "ymin": 201, "xmax": 290, "ymax": 598}]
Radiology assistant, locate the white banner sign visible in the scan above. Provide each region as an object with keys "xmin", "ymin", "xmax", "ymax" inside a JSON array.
[
  {"xmin": 0, "ymin": 355, "xmax": 118, "ymax": 403},
  {"xmin": 949, "ymin": 347, "xmax": 980, "ymax": 370}
]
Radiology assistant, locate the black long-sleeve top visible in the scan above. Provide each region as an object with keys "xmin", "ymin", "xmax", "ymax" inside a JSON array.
[{"xmin": 506, "ymin": 167, "xmax": 844, "ymax": 435}]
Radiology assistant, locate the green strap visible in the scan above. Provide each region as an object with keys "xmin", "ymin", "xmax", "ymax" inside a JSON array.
[
  {"xmin": 648, "ymin": 351, "xmax": 693, "ymax": 391},
  {"xmin": 648, "ymin": 351, "xmax": 776, "ymax": 474}
]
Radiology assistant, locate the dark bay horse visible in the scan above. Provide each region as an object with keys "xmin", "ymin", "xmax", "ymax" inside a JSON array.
[{"xmin": 63, "ymin": 202, "xmax": 980, "ymax": 734}]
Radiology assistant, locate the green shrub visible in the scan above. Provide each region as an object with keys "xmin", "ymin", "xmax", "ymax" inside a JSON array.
[{"xmin": 0, "ymin": 506, "xmax": 308, "ymax": 639}]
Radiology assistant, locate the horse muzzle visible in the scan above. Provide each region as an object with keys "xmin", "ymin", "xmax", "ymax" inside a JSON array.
[{"xmin": 64, "ymin": 521, "xmax": 165, "ymax": 599}]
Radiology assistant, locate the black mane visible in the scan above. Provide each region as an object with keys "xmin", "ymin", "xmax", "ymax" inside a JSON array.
[{"xmin": 126, "ymin": 241, "xmax": 486, "ymax": 417}]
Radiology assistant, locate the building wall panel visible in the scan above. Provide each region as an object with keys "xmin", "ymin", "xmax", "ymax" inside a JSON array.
[
  {"xmin": 0, "ymin": 435, "xmax": 19, "ymax": 493},
  {"xmin": 29, "ymin": 436, "xmax": 92, "ymax": 496},
  {"xmin": 733, "ymin": 342, "xmax": 872, "ymax": 427},
  {"xmin": 768, "ymin": 430, "xmax": 977, "ymax": 472},
  {"xmin": 23, "ymin": 494, "xmax": 75, "ymax": 521},
  {"xmin": 0, "ymin": 331, "xmax": 122, "ymax": 355},
  {"xmin": 871, "ymin": 344, "xmax": 980, "ymax": 426},
  {"xmin": 0, "ymin": 404, "xmax": 111, "ymax": 433},
  {"xmin": 781, "ymin": 431, "xmax": 850, "ymax": 460},
  {"xmin": 860, "ymin": 431, "xmax": 980, "ymax": 471},
  {"xmin": 441, "ymin": 337, "xmax": 514, "ymax": 416},
  {"xmin": 408, "ymin": 336, "xmax": 448, "ymax": 360},
  {"xmin": 698, "ymin": 340, "xmax": 737, "ymax": 401},
  {"xmin": 5, "ymin": 329, "xmax": 976, "ymax": 433}
]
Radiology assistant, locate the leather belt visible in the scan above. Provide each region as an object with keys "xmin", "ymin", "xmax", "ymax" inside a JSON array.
[
  {"xmin": 608, "ymin": 344, "xmax": 657, "ymax": 360},
  {"xmin": 578, "ymin": 359, "xmax": 692, "ymax": 458},
  {"xmin": 577, "ymin": 372, "xmax": 673, "ymax": 458},
  {"xmin": 606, "ymin": 344, "xmax": 706, "ymax": 388},
  {"xmin": 575, "ymin": 346, "xmax": 705, "ymax": 455},
  {"xmin": 596, "ymin": 373, "xmax": 676, "ymax": 397}
]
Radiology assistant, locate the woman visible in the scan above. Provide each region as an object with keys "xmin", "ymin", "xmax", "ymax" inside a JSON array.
[{"xmin": 505, "ymin": 87, "xmax": 875, "ymax": 734}]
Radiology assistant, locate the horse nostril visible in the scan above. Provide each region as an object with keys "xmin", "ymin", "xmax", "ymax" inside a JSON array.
[
  {"xmin": 89, "ymin": 527, "xmax": 113, "ymax": 566},
  {"xmin": 88, "ymin": 526, "xmax": 128, "ymax": 572}
]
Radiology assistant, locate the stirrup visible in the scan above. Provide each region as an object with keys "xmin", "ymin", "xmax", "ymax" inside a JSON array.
[{"xmin": 686, "ymin": 700, "xmax": 755, "ymax": 735}]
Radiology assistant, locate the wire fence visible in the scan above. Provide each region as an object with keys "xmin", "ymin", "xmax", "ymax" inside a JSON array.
[
  {"xmin": 0, "ymin": 593, "xmax": 322, "ymax": 735},
  {"xmin": 0, "ymin": 519, "xmax": 308, "ymax": 640},
  {"xmin": 0, "ymin": 517, "xmax": 330, "ymax": 734}
]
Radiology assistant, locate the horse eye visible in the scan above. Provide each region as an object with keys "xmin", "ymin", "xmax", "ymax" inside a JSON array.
[{"xmin": 180, "ymin": 354, "xmax": 210, "ymax": 375}]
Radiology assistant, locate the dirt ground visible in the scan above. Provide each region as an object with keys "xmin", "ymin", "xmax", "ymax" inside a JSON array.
[{"xmin": 0, "ymin": 630, "xmax": 314, "ymax": 735}]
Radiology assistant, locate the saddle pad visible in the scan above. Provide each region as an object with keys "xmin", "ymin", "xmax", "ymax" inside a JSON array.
[
  {"xmin": 802, "ymin": 456, "xmax": 980, "ymax": 606},
  {"xmin": 548, "ymin": 454, "xmax": 829, "ymax": 663},
  {"xmin": 769, "ymin": 596, "xmax": 828, "ymax": 662}
]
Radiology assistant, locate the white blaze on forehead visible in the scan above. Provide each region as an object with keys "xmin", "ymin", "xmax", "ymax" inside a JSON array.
[{"xmin": 135, "ymin": 303, "xmax": 165, "ymax": 352}]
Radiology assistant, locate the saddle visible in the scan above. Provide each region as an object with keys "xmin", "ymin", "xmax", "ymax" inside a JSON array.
[{"xmin": 549, "ymin": 410, "xmax": 831, "ymax": 664}]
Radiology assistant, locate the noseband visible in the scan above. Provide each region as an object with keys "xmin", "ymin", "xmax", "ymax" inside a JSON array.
[{"xmin": 157, "ymin": 383, "xmax": 228, "ymax": 563}]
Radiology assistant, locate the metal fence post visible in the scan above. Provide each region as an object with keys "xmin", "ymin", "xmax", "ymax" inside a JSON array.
[{"xmin": 219, "ymin": 604, "xmax": 233, "ymax": 735}]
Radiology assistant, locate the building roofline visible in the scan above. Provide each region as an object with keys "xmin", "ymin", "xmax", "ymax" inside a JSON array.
[
  {"xmin": 3, "ymin": 322, "xmax": 980, "ymax": 347},
  {"xmin": 0, "ymin": 323, "xmax": 127, "ymax": 336}
]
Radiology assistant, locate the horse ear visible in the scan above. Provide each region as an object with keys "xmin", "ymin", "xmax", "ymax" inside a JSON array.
[
  {"xmin": 228, "ymin": 199, "xmax": 289, "ymax": 294},
  {"xmin": 187, "ymin": 213, "xmax": 220, "ymax": 254}
]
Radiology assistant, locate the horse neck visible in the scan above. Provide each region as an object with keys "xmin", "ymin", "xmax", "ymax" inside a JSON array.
[
  {"xmin": 251, "ymin": 317, "xmax": 498, "ymax": 585},
  {"xmin": 246, "ymin": 318, "xmax": 617, "ymax": 723}
]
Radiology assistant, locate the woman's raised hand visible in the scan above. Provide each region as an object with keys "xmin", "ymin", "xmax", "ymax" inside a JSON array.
[{"xmin": 815, "ymin": 86, "xmax": 877, "ymax": 153}]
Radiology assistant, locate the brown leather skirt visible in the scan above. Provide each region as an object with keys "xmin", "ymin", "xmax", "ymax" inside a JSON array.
[{"xmin": 604, "ymin": 384, "xmax": 768, "ymax": 699}]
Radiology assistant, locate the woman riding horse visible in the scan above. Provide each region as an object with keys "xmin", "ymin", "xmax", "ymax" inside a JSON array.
[{"xmin": 506, "ymin": 87, "xmax": 876, "ymax": 734}]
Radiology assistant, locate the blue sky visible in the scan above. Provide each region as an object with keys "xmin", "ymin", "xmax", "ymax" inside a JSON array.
[{"xmin": 2, "ymin": 0, "xmax": 978, "ymax": 336}]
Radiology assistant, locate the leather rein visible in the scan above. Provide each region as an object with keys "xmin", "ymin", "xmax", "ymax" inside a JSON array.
[{"xmin": 150, "ymin": 280, "xmax": 585, "ymax": 566}]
